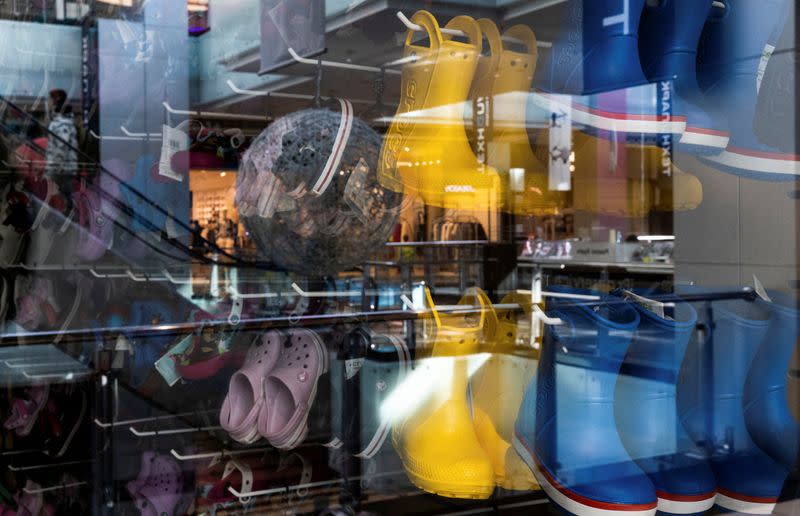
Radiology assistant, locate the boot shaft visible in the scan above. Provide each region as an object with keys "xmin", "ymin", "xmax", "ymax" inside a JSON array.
[
  {"xmin": 538, "ymin": 0, "xmax": 648, "ymax": 95},
  {"xmin": 639, "ymin": 0, "xmax": 714, "ymax": 87}
]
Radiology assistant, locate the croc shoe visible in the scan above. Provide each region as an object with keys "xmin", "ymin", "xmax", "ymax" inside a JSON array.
[
  {"xmin": 257, "ymin": 328, "xmax": 328, "ymax": 449},
  {"xmin": 220, "ymin": 332, "xmax": 283, "ymax": 444},
  {"xmin": 3, "ymin": 385, "xmax": 48, "ymax": 437},
  {"xmin": 126, "ymin": 452, "xmax": 185, "ymax": 516}
]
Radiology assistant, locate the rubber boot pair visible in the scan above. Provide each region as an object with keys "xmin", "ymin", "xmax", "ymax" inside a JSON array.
[
  {"xmin": 393, "ymin": 287, "xmax": 496, "ymax": 499},
  {"xmin": 469, "ymin": 19, "xmax": 569, "ymax": 216},
  {"xmin": 514, "ymin": 286, "xmax": 657, "ymax": 516},
  {"xmin": 639, "ymin": 0, "xmax": 730, "ymax": 156},
  {"xmin": 677, "ymin": 290, "xmax": 789, "ymax": 514},
  {"xmin": 378, "ymin": 11, "xmax": 502, "ymax": 211},
  {"xmin": 515, "ymin": 287, "xmax": 719, "ymax": 516},
  {"xmin": 613, "ymin": 290, "xmax": 717, "ymax": 515},
  {"xmin": 699, "ymin": 0, "xmax": 798, "ymax": 179},
  {"xmin": 531, "ymin": 0, "xmax": 704, "ymax": 214}
]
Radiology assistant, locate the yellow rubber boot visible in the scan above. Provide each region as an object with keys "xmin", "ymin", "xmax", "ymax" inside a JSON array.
[
  {"xmin": 471, "ymin": 20, "xmax": 569, "ymax": 216},
  {"xmin": 378, "ymin": 12, "xmax": 503, "ymax": 211},
  {"xmin": 470, "ymin": 292, "xmax": 540, "ymax": 491},
  {"xmin": 393, "ymin": 287, "xmax": 496, "ymax": 499},
  {"xmin": 571, "ymin": 132, "xmax": 703, "ymax": 216}
]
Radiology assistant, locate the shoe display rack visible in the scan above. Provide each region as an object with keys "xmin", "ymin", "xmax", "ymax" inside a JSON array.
[{"xmin": 0, "ymin": 0, "xmax": 797, "ymax": 515}]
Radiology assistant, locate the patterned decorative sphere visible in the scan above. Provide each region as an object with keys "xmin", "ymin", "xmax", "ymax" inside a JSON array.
[{"xmin": 236, "ymin": 104, "xmax": 401, "ymax": 276}]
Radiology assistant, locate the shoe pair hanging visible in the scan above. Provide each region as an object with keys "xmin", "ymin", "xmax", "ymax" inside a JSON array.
[
  {"xmin": 678, "ymin": 287, "xmax": 798, "ymax": 514},
  {"xmin": 0, "ymin": 481, "xmax": 55, "ymax": 516},
  {"xmin": 515, "ymin": 287, "xmax": 716, "ymax": 516},
  {"xmin": 378, "ymin": 11, "xmax": 503, "ymax": 211},
  {"xmin": 539, "ymin": 0, "xmax": 798, "ymax": 180},
  {"xmin": 393, "ymin": 287, "xmax": 537, "ymax": 499},
  {"xmin": 199, "ymin": 447, "xmax": 335, "ymax": 505},
  {"xmin": 469, "ymin": 19, "xmax": 570, "ymax": 216},
  {"xmin": 219, "ymin": 329, "xmax": 327, "ymax": 449},
  {"xmin": 695, "ymin": 0, "xmax": 799, "ymax": 179},
  {"xmin": 530, "ymin": 0, "xmax": 707, "ymax": 216},
  {"xmin": 328, "ymin": 328, "xmax": 410, "ymax": 462}
]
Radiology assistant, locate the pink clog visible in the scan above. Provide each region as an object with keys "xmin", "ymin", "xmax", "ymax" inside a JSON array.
[
  {"xmin": 257, "ymin": 329, "xmax": 328, "ymax": 449},
  {"xmin": 219, "ymin": 332, "xmax": 282, "ymax": 443}
]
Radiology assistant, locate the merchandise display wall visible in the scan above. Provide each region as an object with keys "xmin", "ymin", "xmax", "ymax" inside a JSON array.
[{"xmin": 0, "ymin": 1, "xmax": 797, "ymax": 515}]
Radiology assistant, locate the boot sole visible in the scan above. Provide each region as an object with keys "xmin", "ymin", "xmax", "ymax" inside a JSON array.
[{"xmin": 513, "ymin": 434, "xmax": 658, "ymax": 516}]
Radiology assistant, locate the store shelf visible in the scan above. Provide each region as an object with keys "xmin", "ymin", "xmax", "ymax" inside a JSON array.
[
  {"xmin": 501, "ymin": 0, "xmax": 567, "ymax": 21},
  {"xmin": 0, "ymin": 344, "xmax": 91, "ymax": 385},
  {"xmin": 519, "ymin": 257, "xmax": 675, "ymax": 275}
]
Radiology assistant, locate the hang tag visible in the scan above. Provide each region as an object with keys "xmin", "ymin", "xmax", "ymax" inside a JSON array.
[
  {"xmin": 753, "ymin": 275, "xmax": 772, "ymax": 302},
  {"xmin": 345, "ymin": 159, "xmax": 384, "ymax": 224},
  {"xmin": 111, "ymin": 335, "xmax": 131, "ymax": 370},
  {"xmin": 158, "ymin": 124, "xmax": 188, "ymax": 182},
  {"xmin": 257, "ymin": 171, "xmax": 284, "ymax": 218},
  {"xmin": 165, "ymin": 208, "xmax": 179, "ymax": 239},
  {"xmin": 757, "ymin": 44, "xmax": 776, "ymax": 93},
  {"xmin": 345, "ymin": 358, "xmax": 364, "ymax": 380},
  {"xmin": 154, "ymin": 335, "xmax": 192, "ymax": 386},
  {"xmin": 622, "ymin": 290, "xmax": 668, "ymax": 319},
  {"xmin": 114, "ymin": 334, "xmax": 132, "ymax": 354}
]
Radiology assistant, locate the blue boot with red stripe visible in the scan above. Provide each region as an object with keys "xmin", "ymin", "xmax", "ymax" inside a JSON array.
[
  {"xmin": 533, "ymin": 0, "xmax": 686, "ymax": 145},
  {"xmin": 743, "ymin": 290, "xmax": 800, "ymax": 474},
  {"xmin": 612, "ymin": 290, "xmax": 717, "ymax": 516},
  {"xmin": 677, "ymin": 292, "xmax": 788, "ymax": 514},
  {"xmin": 698, "ymin": 0, "xmax": 799, "ymax": 180},
  {"xmin": 513, "ymin": 286, "xmax": 657, "ymax": 516},
  {"xmin": 639, "ymin": 0, "xmax": 729, "ymax": 155}
]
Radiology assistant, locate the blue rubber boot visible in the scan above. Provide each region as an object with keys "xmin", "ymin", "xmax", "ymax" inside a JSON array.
[
  {"xmin": 744, "ymin": 291, "xmax": 800, "ymax": 472},
  {"xmin": 698, "ymin": 0, "xmax": 799, "ymax": 180},
  {"xmin": 753, "ymin": 13, "xmax": 798, "ymax": 156},
  {"xmin": 533, "ymin": 0, "xmax": 686, "ymax": 144},
  {"xmin": 639, "ymin": 0, "xmax": 729, "ymax": 155},
  {"xmin": 514, "ymin": 286, "xmax": 658, "ymax": 516},
  {"xmin": 612, "ymin": 290, "xmax": 716, "ymax": 516},
  {"xmin": 676, "ymin": 292, "xmax": 788, "ymax": 514}
]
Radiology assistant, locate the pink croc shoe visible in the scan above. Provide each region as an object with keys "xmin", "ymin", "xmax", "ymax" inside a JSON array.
[
  {"xmin": 14, "ymin": 481, "xmax": 43, "ymax": 516},
  {"xmin": 127, "ymin": 452, "xmax": 184, "ymax": 516},
  {"xmin": 3, "ymin": 385, "xmax": 49, "ymax": 436},
  {"xmin": 257, "ymin": 329, "xmax": 328, "ymax": 449},
  {"xmin": 219, "ymin": 332, "xmax": 282, "ymax": 444}
]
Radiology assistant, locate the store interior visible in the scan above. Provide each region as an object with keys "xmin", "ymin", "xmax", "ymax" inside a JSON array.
[{"xmin": 0, "ymin": 0, "xmax": 796, "ymax": 515}]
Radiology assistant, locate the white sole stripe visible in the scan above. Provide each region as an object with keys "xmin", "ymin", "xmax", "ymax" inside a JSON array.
[
  {"xmin": 513, "ymin": 435, "xmax": 657, "ymax": 516},
  {"xmin": 679, "ymin": 129, "xmax": 729, "ymax": 149},
  {"xmin": 707, "ymin": 149, "xmax": 800, "ymax": 176},
  {"xmin": 657, "ymin": 494, "xmax": 716, "ymax": 515},
  {"xmin": 715, "ymin": 492, "xmax": 776, "ymax": 514}
]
